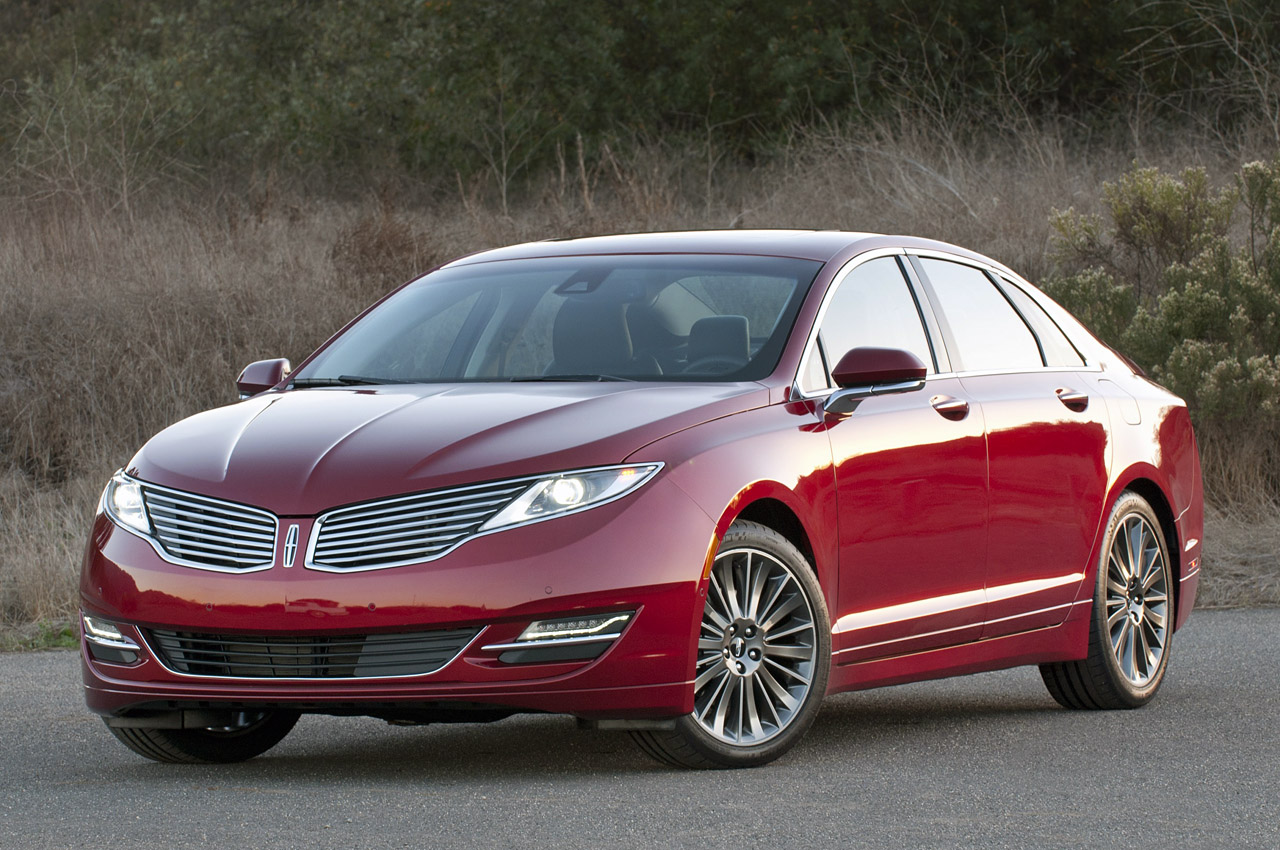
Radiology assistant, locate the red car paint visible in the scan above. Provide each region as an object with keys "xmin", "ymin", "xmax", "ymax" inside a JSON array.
[{"xmin": 80, "ymin": 231, "xmax": 1202, "ymax": 738}]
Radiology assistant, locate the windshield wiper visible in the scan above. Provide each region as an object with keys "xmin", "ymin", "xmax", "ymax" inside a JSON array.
[
  {"xmin": 511, "ymin": 374, "xmax": 636, "ymax": 382},
  {"xmin": 291, "ymin": 375, "xmax": 410, "ymax": 388}
]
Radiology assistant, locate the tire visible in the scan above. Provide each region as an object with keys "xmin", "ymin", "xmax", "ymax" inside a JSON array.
[
  {"xmin": 106, "ymin": 710, "xmax": 300, "ymax": 764},
  {"xmin": 1040, "ymin": 492, "xmax": 1174, "ymax": 710},
  {"xmin": 631, "ymin": 521, "xmax": 831, "ymax": 769}
]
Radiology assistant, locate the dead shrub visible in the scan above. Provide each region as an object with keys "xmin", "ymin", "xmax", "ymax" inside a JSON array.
[{"xmin": 331, "ymin": 211, "xmax": 441, "ymax": 300}]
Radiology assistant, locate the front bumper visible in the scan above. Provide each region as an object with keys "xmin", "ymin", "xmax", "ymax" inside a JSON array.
[{"xmin": 80, "ymin": 475, "xmax": 713, "ymax": 720}]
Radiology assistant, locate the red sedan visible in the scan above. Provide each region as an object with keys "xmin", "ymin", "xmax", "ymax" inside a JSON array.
[{"xmin": 80, "ymin": 231, "xmax": 1202, "ymax": 768}]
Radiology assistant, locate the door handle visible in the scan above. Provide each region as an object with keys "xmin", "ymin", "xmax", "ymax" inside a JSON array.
[
  {"xmin": 930, "ymin": 395, "xmax": 969, "ymax": 421},
  {"xmin": 1055, "ymin": 387, "xmax": 1089, "ymax": 412}
]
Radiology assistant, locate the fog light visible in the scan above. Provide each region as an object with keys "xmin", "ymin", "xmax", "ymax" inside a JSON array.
[
  {"xmin": 481, "ymin": 611, "xmax": 635, "ymax": 665},
  {"xmin": 82, "ymin": 613, "xmax": 141, "ymax": 665},
  {"xmin": 518, "ymin": 612, "xmax": 633, "ymax": 642}
]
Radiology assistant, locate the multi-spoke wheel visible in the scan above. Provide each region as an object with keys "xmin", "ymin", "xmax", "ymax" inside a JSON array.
[
  {"xmin": 631, "ymin": 521, "xmax": 830, "ymax": 768},
  {"xmin": 1040, "ymin": 492, "xmax": 1174, "ymax": 710},
  {"xmin": 106, "ymin": 709, "xmax": 300, "ymax": 763}
]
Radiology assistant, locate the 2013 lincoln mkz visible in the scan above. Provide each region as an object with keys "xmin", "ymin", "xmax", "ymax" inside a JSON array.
[{"xmin": 80, "ymin": 230, "xmax": 1203, "ymax": 768}]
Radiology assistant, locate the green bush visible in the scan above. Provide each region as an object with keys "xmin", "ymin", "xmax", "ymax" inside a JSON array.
[{"xmin": 1045, "ymin": 161, "xmax": 1280, "ymax": 498}]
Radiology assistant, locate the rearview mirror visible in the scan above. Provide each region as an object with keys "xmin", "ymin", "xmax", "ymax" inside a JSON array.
[
  {"xmin": 236, "ymin": 358, "xmax": 291, "ymax": 399},
  {"xmin": 824, "ymin": 348, "xmax": 926, "ymax": 414}
]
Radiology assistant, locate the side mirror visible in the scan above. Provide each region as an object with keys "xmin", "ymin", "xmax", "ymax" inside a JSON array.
[
  {"xmin": 236, "ymin": 358, "xmax": 291, "ymax": 399},
  {"xmin": 824, "ymin": 347, "xmax": 926, "ymax": 414},
  {"xmin": 831, "ymin": 347, "xmax": 927, "ymax": 387}
]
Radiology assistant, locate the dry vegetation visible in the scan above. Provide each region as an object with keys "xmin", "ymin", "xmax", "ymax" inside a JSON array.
[{"xmin": 1, "ymin": 121, "xmax": 1277, "ymax": 640}]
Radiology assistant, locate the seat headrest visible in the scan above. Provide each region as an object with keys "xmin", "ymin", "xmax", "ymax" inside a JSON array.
[
  {"xmin": 550, "ymin": 299, "xmax": 635, "ymax": 374},
  {"xmin": 687, "ymin": 315, "xmax": 750, "ymax": 364}
]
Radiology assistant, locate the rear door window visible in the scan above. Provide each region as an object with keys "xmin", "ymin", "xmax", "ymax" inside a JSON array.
[{"xmin": 917, "ymin": 258, "xmax": 1042, "ymax": 373}]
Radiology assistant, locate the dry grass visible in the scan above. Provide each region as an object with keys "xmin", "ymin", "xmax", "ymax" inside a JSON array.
[
  {"xmin": 2, "ymin": 123, "xmax": 1277, "ymax": 636},
  {"xmin": 1200, "ymin": 503, "xmax": 1280, "ymax": 608}
]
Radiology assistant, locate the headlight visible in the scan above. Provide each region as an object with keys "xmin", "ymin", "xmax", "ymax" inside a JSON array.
[
  {"xmin": 101, "ymin": 471, "xmax": 151, "ymax": 536},
  {"xmin": 479, "ymin": 464, "xmax": 662, "ymax": 532}
]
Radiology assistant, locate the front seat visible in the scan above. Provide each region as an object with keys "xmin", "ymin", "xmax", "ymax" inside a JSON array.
[
  {"xmin": 684, "ymin": 315, "xmax": 750, "ymax": 374},
  {"xmin": 546, "ymin": 300, "xmax": 661, "ymax": 377}
]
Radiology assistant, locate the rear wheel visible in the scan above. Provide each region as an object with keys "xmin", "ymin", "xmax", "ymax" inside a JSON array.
[
  {"xmin": 631, "ymin": 521, "xmax": 830, "ymax": 768},
  {"xmin": 1040, "ymin": 492, "xmax": 1174, "ymax": 710},
  {"xmin": 106, "ymin": 710, "xmax": 300, "ymax": 763}
]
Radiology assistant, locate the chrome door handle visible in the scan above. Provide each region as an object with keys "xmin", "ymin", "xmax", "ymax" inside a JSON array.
[
  {"xmin": 1055, "ymin": 388, "xmax": 1090, "ymax": 412},
  {"xmin": 930, "ymin": 395, "xmax": 969, "ymax": 421}
]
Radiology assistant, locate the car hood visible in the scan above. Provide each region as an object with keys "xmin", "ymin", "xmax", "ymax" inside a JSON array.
[{"xmin": 128, "ymin": 382, "xmax": 768, "ymax": 515}]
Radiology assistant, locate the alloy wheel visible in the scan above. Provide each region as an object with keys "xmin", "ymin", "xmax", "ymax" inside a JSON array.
[
  {"xmin": 693, "ymin": 547, "xmax": 818, "ymax": 746},
  {"xmin": 1104, "ymin": 513, "xmax": 1169, "ymax": 687}
]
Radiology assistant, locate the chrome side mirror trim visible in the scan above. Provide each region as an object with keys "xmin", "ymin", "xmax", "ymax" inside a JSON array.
[{"xmin": 824, "ymin": 378, "xmax": 926, "ymax": 414}]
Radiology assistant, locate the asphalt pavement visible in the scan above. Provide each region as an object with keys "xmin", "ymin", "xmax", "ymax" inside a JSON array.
[{"xmin": 2, "ymin": 609, "xmax": 1276, "ymax": 850}]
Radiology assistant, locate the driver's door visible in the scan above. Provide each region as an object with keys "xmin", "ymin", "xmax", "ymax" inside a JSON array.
[{"xmin": 802, "ymin": 255, "xmax": 989, "ymax": 663}]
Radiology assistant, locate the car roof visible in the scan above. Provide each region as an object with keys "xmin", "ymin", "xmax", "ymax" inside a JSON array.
[
  {"xmin": 443, "ymin": 230, "xmax": 1009, "ymax": 275},
  {"xmin": 444, "ymin": 230, "xmax": 882, "ymax": 266}
]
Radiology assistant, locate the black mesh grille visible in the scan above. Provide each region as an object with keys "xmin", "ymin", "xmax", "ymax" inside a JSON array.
[{"xmin": 146, "ymin": 628, "xmax": 480, "ymax": 678}]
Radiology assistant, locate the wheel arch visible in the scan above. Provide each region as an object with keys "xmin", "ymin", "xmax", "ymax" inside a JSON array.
[
  {"xmin": 1119, "ymin": 476, "xmax": 1182, "ymax": 628},
  {"xmin": 711, "ymin": 486, "xmax": 836, "ymax": 621},
  {"xmin": 734, "ymin": 497, "xmax": 817, "ymax": 573}
]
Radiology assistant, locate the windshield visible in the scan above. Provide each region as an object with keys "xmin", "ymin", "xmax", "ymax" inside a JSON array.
[{"xmin": 294, "ymin": 254, "xmax": 822, "ymax": 384}]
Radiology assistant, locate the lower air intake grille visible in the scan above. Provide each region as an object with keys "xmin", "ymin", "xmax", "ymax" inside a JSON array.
[{"xmin": 146, "ymin": 628, "xmax": 480, "ymax": 679}]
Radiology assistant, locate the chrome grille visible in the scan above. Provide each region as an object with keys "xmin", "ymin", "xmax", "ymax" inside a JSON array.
[
  {"xmin": 309, "ymin": 479, "xmax": 530, "ymax": 571},
  {"xmin": 142, "ymin": 486, "xmax": 277, "ymax": 571},
  {"xmin": 146, "ymin": 628, "xmax": 480, "ymax": 678}
]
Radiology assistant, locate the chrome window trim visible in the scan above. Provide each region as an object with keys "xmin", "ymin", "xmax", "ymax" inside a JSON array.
[
  {"xmin": 793, "ymin": 247, "xmax": 913, "ymax": 399},
  {"xmin": 304, "ymin": 463, "xmax": 664, "ymax": 573},
  {"xmin": 796, "ymin": 363, "xmax": 1103, "ymax": 403},
  {"xmin": 906, "ymin": 247, "xmax": 1097, "ymax": 369},
  {"xmin": 792, "ymin": 246, "xmax": 1104, "ymax": 402},
  {"xmin": 140, "ymin": 627, "xmax": 485, "ymax": 682},
  {"xmin": 102, "ymin": 475, "xmax": 279, "ymax": 575}
]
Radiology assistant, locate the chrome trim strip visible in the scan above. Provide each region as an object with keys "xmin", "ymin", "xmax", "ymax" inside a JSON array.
[
  {"xmin": 834, "ymin": 573, "xmax": 1084, "ymax": 635},
  {"xmin": 985, "ymin": 573, "xmax": 1085, "ymax": 604},
  {"xmin": 835, "ymin": 598, "xmax": 1089, "ymax": 657},
  {"xmin": 981, "ymin": 599, "xmax": 1085, "ymax": 628},
  {"xmin": 835, "ymin": 620, "xmax": 978, "ymax": 656},
  {"xmin": 145, "ymin": 508, "xmax": 275, "ymax": 539},
  {"xmin": 84, "ymin": 634, "xmax": 141, "ymax": 651},
  {"xmin": 834, "ymin": 587, "xmax": 986, "ymax": 634},
  {"xmin": 480, "ymin": 633, "xmax": 625, "ymax": 652}
]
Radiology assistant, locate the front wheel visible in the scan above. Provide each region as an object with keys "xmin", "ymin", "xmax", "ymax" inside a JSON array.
[
  {"xmin": 631, "ymin": 521, "xmax": 831, "ymax": 768},
  {"xmin": 1040, "ymin": 492, "xmax": 1174, "ymax": 710},
  {"xmin": 106, "ymin": 709, "xmax": 300, "ymax": 763}
]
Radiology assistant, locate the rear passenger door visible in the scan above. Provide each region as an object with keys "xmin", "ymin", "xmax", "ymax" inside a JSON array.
[{"xmin": 911, "ymin": 256, "xmax": 1109, "ymax": 638}]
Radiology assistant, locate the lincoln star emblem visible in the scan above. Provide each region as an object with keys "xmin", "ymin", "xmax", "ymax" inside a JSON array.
[{"xmin": 282, "ymin": 524, "xmax": 299, "ymax": 568}]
